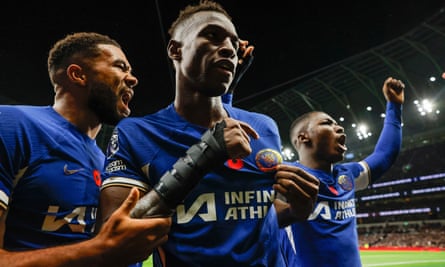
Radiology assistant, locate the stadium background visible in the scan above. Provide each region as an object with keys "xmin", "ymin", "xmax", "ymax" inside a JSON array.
[{"xmin": 1, "ymin": 0, "xmax": 444, "ymax": 265}]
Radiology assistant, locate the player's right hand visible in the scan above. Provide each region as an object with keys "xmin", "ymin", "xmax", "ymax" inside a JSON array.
[{"xmin": 221, "ymin": 117, "xmax": 259, "ymax": 160}]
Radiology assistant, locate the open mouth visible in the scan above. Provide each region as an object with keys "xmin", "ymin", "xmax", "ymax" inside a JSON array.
[
  {"xmin": 120, "ymin": 90, "xmax": 133, "ymax": 117},
  {"xmin": 337, "ymin": 134, "xmax": 347, "ymax": 152},
  {"xmin": 122, "ymin": 91, "xmax": 132, "ymax": 106},
  {"xmin": 220, "ymin": 62, "xmax": 234, "ymax": 73},
  {"xmin": 216, "ymin": 60, "xmax": 235, "ymax": 74}
]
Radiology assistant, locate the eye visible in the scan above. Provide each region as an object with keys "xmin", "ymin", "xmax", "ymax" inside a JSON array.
[
  {"xmin": 116, "ymin": 61, "xmax": 129, "ymax": 72},
  {"xmin": 321, "ymin": 119, "xmax": 337, "ymax": 126},
  {"xmin": 321, "ymin": 120, "xmax": 331, "ymax": 125},
  {"xmin": 205, "ymin": 31, "xmax": 216, "ymax": 39},
  {"xmin": 202, "ymin": 29, "xmax": 219, "ymax": 41},
  {"xmin": 201, "ymin": 26, "xmax": 227, "ymax": 43}
]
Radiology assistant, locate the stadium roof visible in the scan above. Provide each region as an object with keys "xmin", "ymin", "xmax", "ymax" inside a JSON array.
[{"xmin": 238, "ymin": 9, "xmax": 445, "ymax": 160}]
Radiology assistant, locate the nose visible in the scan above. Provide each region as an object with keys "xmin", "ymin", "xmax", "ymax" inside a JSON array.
[
  {"xmin": 126, "ymin": 73, "xmax": 138, "ymax": 88},
  {"xmin": 335, "ymin": 124, "xmax": 345, "ymax": 133},
  {"xmin": 218, "ymin": 37, "xmax": 236, "ymax": 59}
]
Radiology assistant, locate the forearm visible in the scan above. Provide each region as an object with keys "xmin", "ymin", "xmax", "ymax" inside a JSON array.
[
  {"xmin": 130, "ymin": 121, "xmax": 228, "ymax": 218},
  {"xmin": 364, "ymin": 101, "xmax": 402, "ymax": 181},
  {"xmin": 274, "ymin": 198, "xmax": 295, "ymax": 228},
  {"xmin": 273, "ymin": 194, "xmax": 309, "ymax": 228},
  {"xmin": 0, "ymin": 238, "xmax": 105, "ymax": 267}
]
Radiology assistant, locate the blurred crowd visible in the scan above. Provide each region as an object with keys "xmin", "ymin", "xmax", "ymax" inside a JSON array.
[{"xmin": 358, "ymin": 221, "xmax": 445, "ymax": 248}]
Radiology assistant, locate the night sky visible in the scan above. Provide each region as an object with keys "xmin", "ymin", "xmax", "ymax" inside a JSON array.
[{"xmin": 1, "ymin": 0, "xmax": 443, "ymax": 116}]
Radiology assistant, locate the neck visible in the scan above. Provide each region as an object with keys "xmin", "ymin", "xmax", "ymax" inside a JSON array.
[
  {"xmin": 174, "ymin": 93, "xmax": 227, "ymax": 128},
  {"xmin": 53, "ymin": 95, "xmax": 102, "ymax": 140},
  {"xmin": 298, "ymin": 157, "xmax": 333, "ymax": 173}
]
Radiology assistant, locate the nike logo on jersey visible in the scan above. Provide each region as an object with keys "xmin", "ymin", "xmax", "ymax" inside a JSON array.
[{"xmin": 63, "ymin": 164, "xmax": 84, "ymax": 175}]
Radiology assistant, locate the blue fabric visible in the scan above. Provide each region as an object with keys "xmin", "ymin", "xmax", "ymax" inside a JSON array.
[
  {"xmin": 364, "ymin": 102, "xmax": 402, "ymax": 182},
  {"xmin": 287, "ymin": 161, "xmax": 364, "ymax": 267},
  {"xmin": 0, "ymin": 105, "xmax": 104, "ymax": 250},
  {"xmin": 102, "ymin": 103, "xmax": 288, "ymax": 266},
  {"xmin": 221, "ymin": 93, "xmax": 233, "ymax": 105}
]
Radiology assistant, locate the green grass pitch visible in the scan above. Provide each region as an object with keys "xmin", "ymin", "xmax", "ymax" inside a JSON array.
[
  {"xmin": 142, "ymin": 250, "xmax": 445, "ymax": 266},
  {"xmin": 361, "ymin": 250, "xmax": 445, "ymax": 267}
]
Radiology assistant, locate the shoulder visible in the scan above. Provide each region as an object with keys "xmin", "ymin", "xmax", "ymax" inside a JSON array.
[
  {"xmin": 0, "ymin": 106, "xmax": 52, "ymax": 162},
  {"xmin": 335, "ymin": 161, "xmax": 365, "ymax": 172},
  {"xmin": 1, "ymin": 105, "xmax": 55, "ymax": 120},
  {"xmin": 117, "ymin": 105, "xmax": 178, "ymax": 128},
  {"xmin": 115, "ymin": 116, "xmax": 143, "ymax": 128},
  {"xmin": 229, "ymin": 105, "xmax": 275, "ymax": 121},
  {"xmin": 227, "ymin": 105, "xmax": 279, "ymax": 132},
  {"xmin": 0, "ymin": 104, "xmax": 36, "ymax": 117},
  {"xmin": 284, "ymin": 160, "xmax": 298, "ymax": 166},
  {"xmin": 335, "ymin": 161, "xmax": 370, "ymax": 182},
  {"xmin": 0, "ymin": 105, "xmax": 49, "ymax": 129}
]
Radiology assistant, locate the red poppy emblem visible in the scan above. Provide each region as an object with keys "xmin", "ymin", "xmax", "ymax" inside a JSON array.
[
  {"xmin": 227, "ymin": 159, "xmax": 244, "ymax": 170},
  {"xmin": 93, "ymin": 169, "xmax": 102, "ymax": 187}
]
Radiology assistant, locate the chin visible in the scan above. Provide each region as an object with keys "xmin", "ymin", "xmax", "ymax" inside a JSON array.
[{"xmin": 332, "ymin": 153, "xmax": 344, "ymax": 163}]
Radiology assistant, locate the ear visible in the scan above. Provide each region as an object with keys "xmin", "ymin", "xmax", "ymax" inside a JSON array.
[
  {"xmin": 167, "ymin": 39, "xmax": 182, "ymax": 61},
  {"xmin": 66, "ymin": 64, "xmax": 86, "ymax": 86},
  {"xmin": 298, "ymin": 131, "xmax": 310, "ymax": 144}
]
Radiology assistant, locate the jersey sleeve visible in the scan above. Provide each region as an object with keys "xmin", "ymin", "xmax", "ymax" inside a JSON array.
[
  {"xmin": 101, "ymin": 121, "xmax": 151, "ymax": 192},
  {"xmin": 363, "ymin": 101, "xmax": 402, "ymax": 183},
  {"xmin": 0, "ymin": 106, "xmax": 28, "ymax": 209}
]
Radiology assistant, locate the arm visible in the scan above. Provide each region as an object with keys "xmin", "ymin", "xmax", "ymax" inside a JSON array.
[
  {"xmin": 99, "ymin": 118, "xmax": 259, "ymax": 221},
  {"xmin": 0, "ymin": 188, "xmax": 171, "ymax": 267},
  {"xmin": 273, "ymin": 164, "xmax": 320, "ymax": 227},
  {"xmin": 360, "ymin": 77, "xmax": 405, "ymax": 187},
  {"xmin": 222, "ymin": 39, "xmax": 254, "ymax": 105},
  {"xmin": 130, "ymin": 121, "xmax": 231, "ymax": 218},
  {"xmin": 0, "ymin": 208, "xmax": 6, "ymax": 248}
]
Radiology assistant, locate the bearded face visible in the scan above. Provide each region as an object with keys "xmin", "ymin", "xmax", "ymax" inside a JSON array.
[{"xmin": 87, "ymin": 80, "xmax": 123, "ymax": 126}]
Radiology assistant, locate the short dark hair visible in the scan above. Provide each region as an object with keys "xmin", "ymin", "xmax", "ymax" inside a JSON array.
[
  {"xmin": 289, "ymin": 111, "xmax": 318, "ymax": 148},
  {"xmin": 168, "ymin": 0, "xmax": 231, "ymax": 37},
  {"xmin": 47, "ymin": 32, "xmax": 121, "ymax": 83}
]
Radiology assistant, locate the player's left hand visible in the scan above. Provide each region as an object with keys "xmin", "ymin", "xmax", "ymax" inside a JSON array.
[
  {"xmin": 273, "ymin": 164, "xmax": 320, "ymax": 222},
  {"xmin": 227, "ymin": 39, "xmax": 254, "ymax": 94},
  {"xmin": 383, "ymin": 77, "xmax": 405, "ymax": 104},
  {"xmin": 238, "ymin": 39, "xmax": 254, "ymax": 65}
]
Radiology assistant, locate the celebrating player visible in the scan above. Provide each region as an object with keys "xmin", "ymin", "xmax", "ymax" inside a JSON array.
[
  {"xmin": 98, "ymin": 1, "xmax": 319, "ymax": 266},
  {"xmin": 281, "ymin": 77, "xmax": 404, "ymax": 266},
  {"xmin": 0, "ymin": 32, "xmax": 171, "ymax": 267}
]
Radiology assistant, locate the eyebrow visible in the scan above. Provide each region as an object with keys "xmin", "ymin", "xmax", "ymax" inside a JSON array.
[
  {"xmin": 114, "ymin": 59, "xmax": 131, "ymax": 72},
  {"xmin": 201, "ymin": 24, "xmax": 239, "ymax": 47}
]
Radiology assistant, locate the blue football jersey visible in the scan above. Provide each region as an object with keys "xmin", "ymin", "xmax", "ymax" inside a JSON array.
[
  {"xmin": 0, "ymin": 105, "xmax": 104, "ymax": 249},
  {"xmin": 102, "ymin": 103, "xmax": 288, "ymax": 266},
  {"xmin": 287, "ymin": 161, "xmax": 369, "ymax": 267},
  {"xmin": 285, "ymin": 101, "xmax": 402, "ymax": 267}
]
